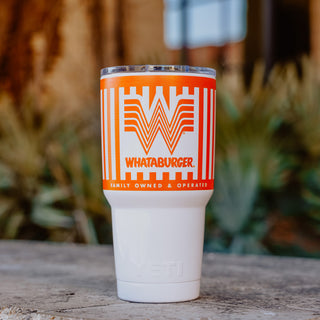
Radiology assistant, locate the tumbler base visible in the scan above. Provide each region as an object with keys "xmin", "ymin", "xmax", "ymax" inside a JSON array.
[{"xmin": 117, "ymin": 279, "xmax": 200, "ymax": 303}]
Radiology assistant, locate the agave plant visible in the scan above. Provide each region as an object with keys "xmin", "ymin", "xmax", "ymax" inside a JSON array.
[
  {"xmin": 302, "ymin": 164, "xmax": 320, "ymax": 228},
  {"xmin": 205, "ymin": 65, "xmax": 289, "ymax": 254},
  {"xmin": 0, "ymin": 93, "xmax": 110, "ymax": 243},
  {"xmin": 282, "ymin": 58, "xmax": 320, "ymax": 159}
]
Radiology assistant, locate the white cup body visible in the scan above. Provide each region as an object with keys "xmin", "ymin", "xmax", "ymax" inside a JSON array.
[
  {"xmin": 105, "ymin": 189, "xmax": 212, "ymax": 302},
  {"xmin": 100, "ymin": 65, "xmax": 216, "ymax": 302}
]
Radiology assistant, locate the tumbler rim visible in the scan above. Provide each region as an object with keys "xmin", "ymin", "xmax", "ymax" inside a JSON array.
[{"xmin": 101, "ymin": 65, "xmax": 216, "ymax": 77}]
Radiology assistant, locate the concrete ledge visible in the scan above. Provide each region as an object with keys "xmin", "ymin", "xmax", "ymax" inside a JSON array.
[{"xmin": 0, "ymin": 241, "xmax": 319, "ymax": 320}]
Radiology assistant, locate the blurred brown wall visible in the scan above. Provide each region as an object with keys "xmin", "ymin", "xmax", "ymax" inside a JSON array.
[
  {"xmin": 245, "ymin": 0, "xmax": 319, "ymax": 78},
  {"xmin": 0, "ymin": 0, "xmax": 168, "ymax": 109},
  {"xmin": 169, "ymin": 42, "xmax": 244, "ymax": 70},
  {"xmin": 310, "ymin": 0, "xmax": 320, "ymax": 70}
]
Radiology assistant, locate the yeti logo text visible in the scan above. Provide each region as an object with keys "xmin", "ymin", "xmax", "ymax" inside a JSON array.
[{"xmin": 121, "ymin": 86, "xmax": 198, "ymax": 154}]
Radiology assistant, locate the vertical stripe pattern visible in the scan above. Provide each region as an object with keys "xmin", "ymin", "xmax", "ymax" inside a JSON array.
[
  {"xmin": 103, "ymin": 88, "xmax": 122, "ymax": 182},
  {"xmin": 202, "ymin": 88, "xmax": 208, "ymax": 180},
  {"xmin": 200, "ymin": 87, "xmax": 215, "ymax": 180},
  {"xmin": 100, "ymin": 74, "xmax": 215, "ymax": 191},
  {"xmin": 212, "ymin": 90, "xmax": 216, "ymax": 178},
  {"xmin": 102, "ymin": 86, "xmax": 215, "ymax": 182},
  {"xmin": 103, "ymin": 89, "xmax": 109, "ymax": 180},
  {"xmin": 109, "ymin": 88, "xmax": 117, "ymax": 180},
  {"xmin": 100, "ymin": 90, "xmax": 105, "ymax": 179},
  {"xmin": 208, "ymin": 89, "xmax": 214, "ymax": 179}
]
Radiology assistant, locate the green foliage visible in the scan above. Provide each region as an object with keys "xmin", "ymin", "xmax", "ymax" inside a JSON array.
[
  {"xmin": 0, "ymin": 93, "xmax": 110, "ymax": 243},
  {"xmin": 283, "ymin": 59, "xmax": 320, "ymax": 158},
  {"xmin": 303, "ymin": 164, "xmax": 320, "ymax": 228},
  {"xmin": 206, "ymin": 60, "xmax": 320, "ymax": 256}
]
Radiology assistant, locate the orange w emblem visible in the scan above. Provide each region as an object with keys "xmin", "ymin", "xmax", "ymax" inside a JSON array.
[{"xmin": 124, "ymin": 97, "xmax": 194, "ymax": 154}]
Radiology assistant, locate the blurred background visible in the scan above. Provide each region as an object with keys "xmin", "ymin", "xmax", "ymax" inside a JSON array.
[{"xmin": 0, "ymin": 0, "xmax": 319, "ymax": 257}]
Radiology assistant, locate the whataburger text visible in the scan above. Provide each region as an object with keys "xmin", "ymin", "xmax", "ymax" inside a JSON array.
[{"xmin": 125, "ymin": 157, "xmax": 194, "ymax": 168}]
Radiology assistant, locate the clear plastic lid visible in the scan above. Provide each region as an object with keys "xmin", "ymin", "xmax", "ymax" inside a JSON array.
[{"xmin": 101, "ymin": 65, "xmax": 216, "ymax": 78}]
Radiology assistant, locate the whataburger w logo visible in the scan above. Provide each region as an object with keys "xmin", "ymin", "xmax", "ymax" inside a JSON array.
[{"xmin": 122, "ymin": 86, "xmax": 195, "ymax": 155}]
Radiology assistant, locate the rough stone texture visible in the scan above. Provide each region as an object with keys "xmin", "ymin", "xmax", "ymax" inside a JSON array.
[{"xmin": 0, "ymin": 241, "xmax": 319, "ymax": 320}]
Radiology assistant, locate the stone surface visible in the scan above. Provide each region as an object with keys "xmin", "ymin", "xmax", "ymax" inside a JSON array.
[{"xmin": 0, "ymin": 241, "xmax": 319, "ymax": 320}]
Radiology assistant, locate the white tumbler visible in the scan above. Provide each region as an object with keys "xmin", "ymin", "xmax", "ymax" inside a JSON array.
[{"xmin": 100, "ymin": 65, "xmax": 216, "ymax": 302}]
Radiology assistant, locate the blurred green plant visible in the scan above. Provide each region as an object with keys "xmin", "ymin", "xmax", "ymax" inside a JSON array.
[
  {"xmin": 205, "ymin": 59, "xmax": 320, "ymax": 256},
  {"xmin": 0, "ymin": 93, "xmax": 111, "ymax": 243},
  {"xmin": 303, "ymin": 165, "xmax": 320, "ymax": 230},
  {"xmin": 205, "ymin": 64, "xmax": 288, "ymax": 254}
]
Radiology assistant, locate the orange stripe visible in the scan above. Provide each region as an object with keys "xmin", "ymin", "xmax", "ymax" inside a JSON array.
[
  {"xmin": 206, "ymin": 88, "xmax": 211, "ymax": 179},
  {"xmin": 115, "ymin": 88, "xmax": 120, "ymax": 180},
  {"xmin": 107, "ymin": 88, "xmax": 112, "ymax": 181},
  {"xmin": 125, "ymin": 172, "xmax": 131, "ymax": 180},
  {"xmin": 198, "ymin": 87, "xmax": 204, "ymax": 180},
  {"xmin": 101, "ymin": 89, "xmax": 106, "ymax": 180},
  {"xmin": 211, "ymin": 90, "xmax": 215, "ymax": 179},
  {"xmin": 102, "ymin": 178, "xmax": 214, "ymax": 191},
  {"xmin": 150, "ymin": 172, "xmax": 157, "ymax": 180},
  {"xmin": 137, "ymin": 172, "xmax": 144, "ymax": 181},
  {"xmin": 176, "ymin": 172, "xmax": 182, "ymax": 180},
  {"xmin": 163, "ymin": 172, "xmax": 169, "ymax": 181}
]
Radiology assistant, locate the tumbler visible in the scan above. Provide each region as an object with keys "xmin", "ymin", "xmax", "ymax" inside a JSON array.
[{"xmin": 100, "ymin": 65, "xmax": 216, "ymax": 302}]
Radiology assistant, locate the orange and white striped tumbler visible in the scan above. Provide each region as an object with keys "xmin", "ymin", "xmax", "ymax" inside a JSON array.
[{"xmin": 100, "ymin": 65, "xmax": 216, "ymax": 302}]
